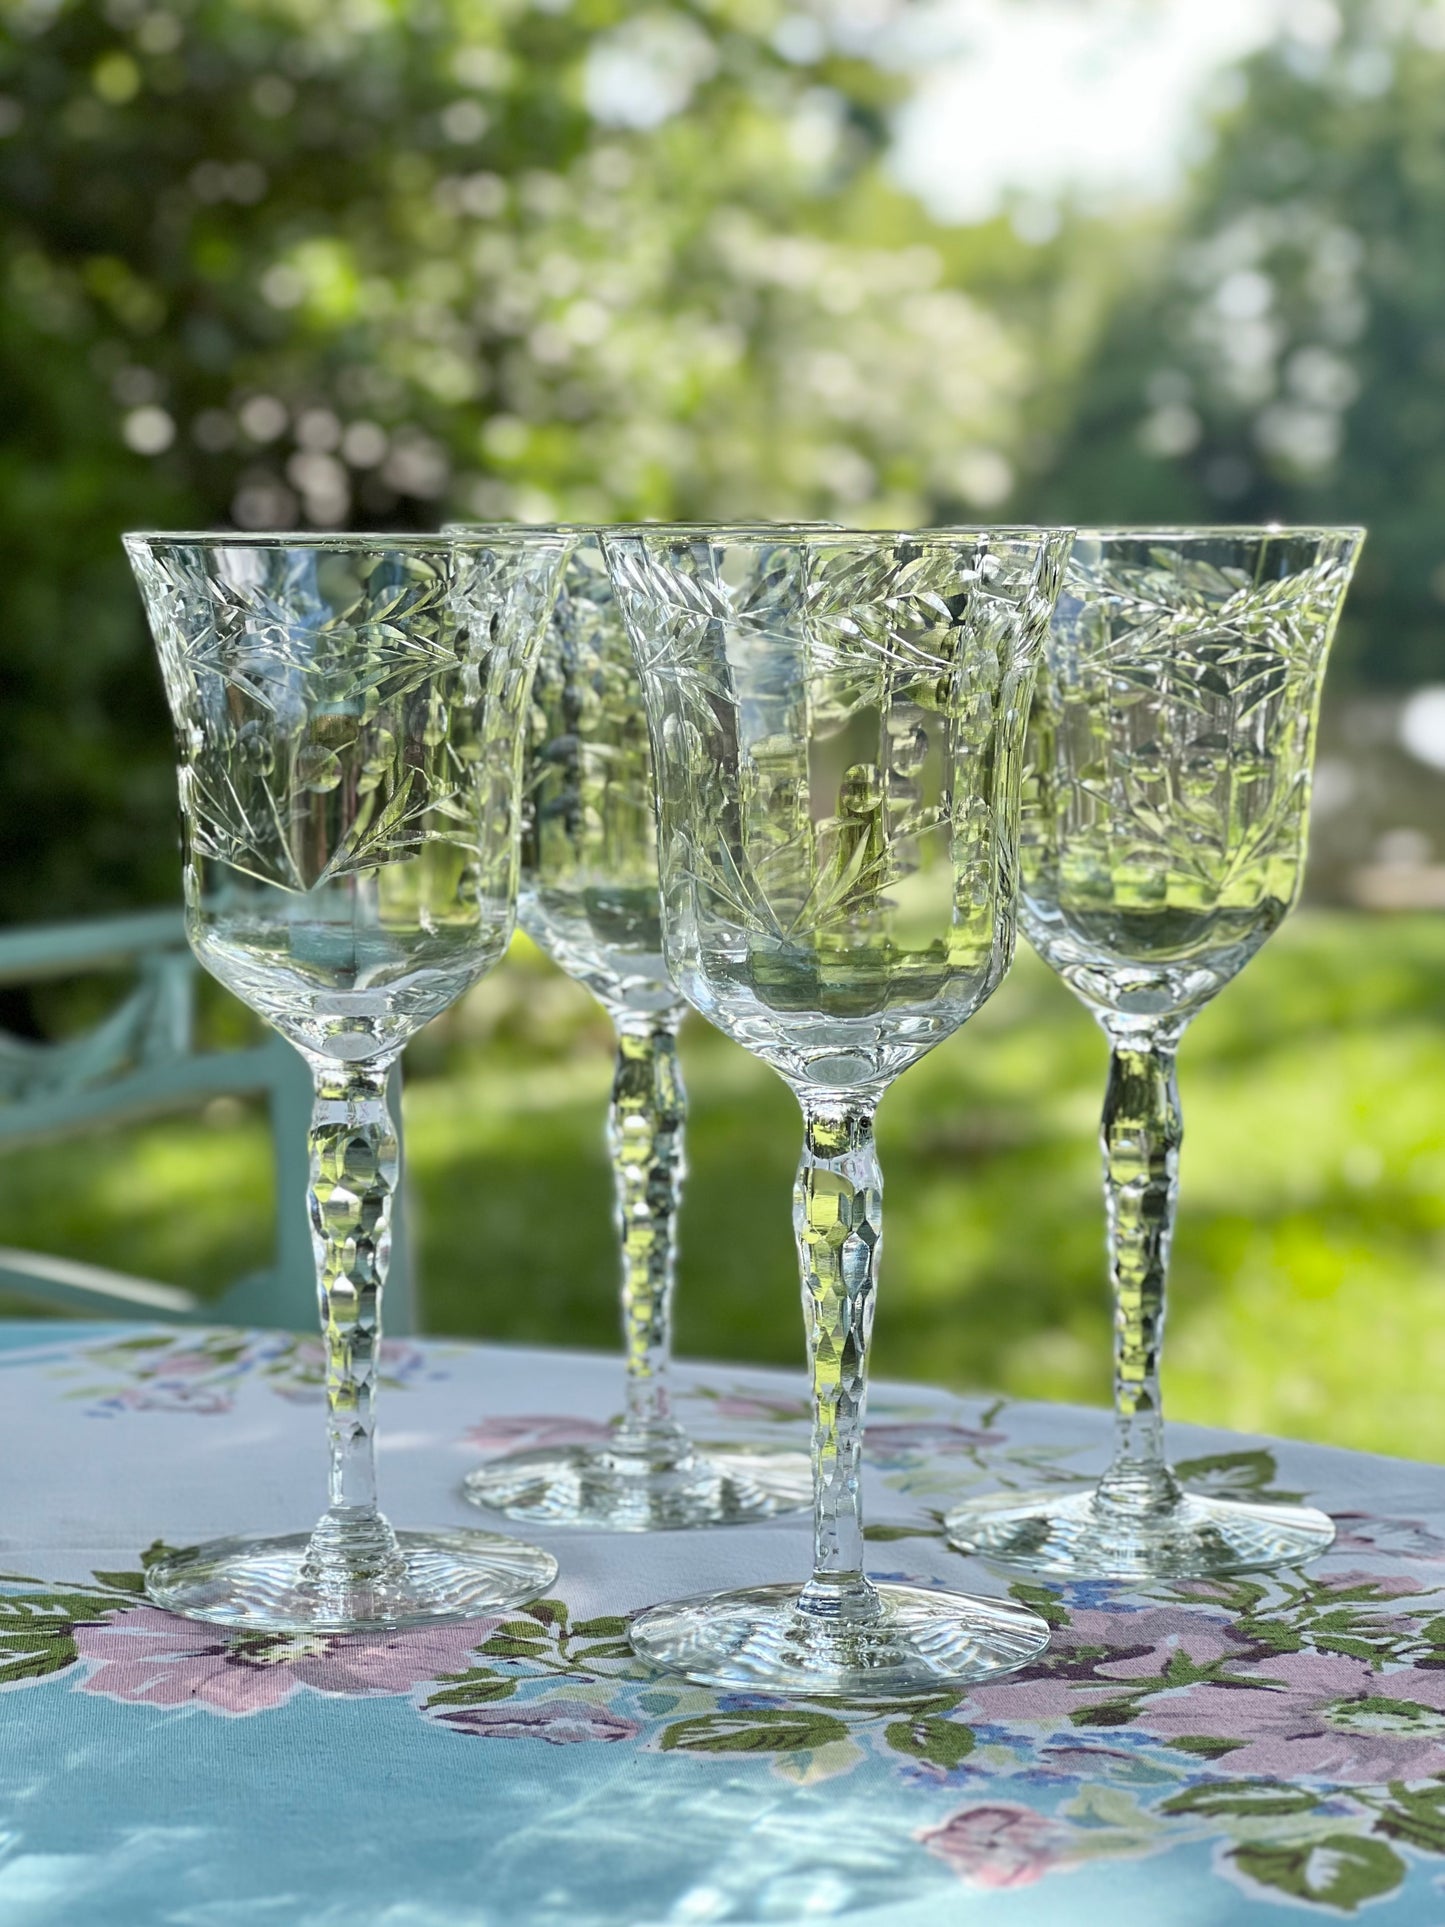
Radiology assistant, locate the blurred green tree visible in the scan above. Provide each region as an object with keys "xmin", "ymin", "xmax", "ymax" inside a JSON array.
[
  {"xmin": 0, "ymin": 0, "xmax": 1025, "ymax": 929},
  {"xmin": 1028, "ymin": 0, "xmax": 1445, "ymax": 686}
]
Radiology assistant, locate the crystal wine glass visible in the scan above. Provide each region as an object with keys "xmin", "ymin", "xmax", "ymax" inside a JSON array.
[
  {"xmin": 124, "ymin": 529, "xmax": 571, "ymax": 1630},
  {"xmin": 604, "ymin": 523, "xmax": 1071, "ymax": 1692},
  {"xmin": 452, "ymin": 528, "xmax": 811, "ymax": 1529},
  {"xmin": 945, "ymin": 526, "xmax": 1364, "ymax": 1579}
]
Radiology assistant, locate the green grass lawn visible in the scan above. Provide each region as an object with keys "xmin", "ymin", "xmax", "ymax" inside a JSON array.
[{"xmin": 5, "ymin": 912, "xmax": 1445, "ymax": 1461}]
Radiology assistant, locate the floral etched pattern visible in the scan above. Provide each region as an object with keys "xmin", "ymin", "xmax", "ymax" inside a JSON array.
[
  {"xmin": 126, "ymin": 537, "xmax": 565, "ymax": 904},
  {"xmin": 607, "ymin": 528, "xmax": 1067, "ymax": 1086},
  {"xmin": 1025, "ymin": 535, "xmax": 1363, "ymax": 1000}
]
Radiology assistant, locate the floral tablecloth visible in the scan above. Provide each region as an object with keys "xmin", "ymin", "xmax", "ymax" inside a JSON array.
[{"xmin": 4, "ymin": 1320, "xmax": 1445, "ymax": 1926}]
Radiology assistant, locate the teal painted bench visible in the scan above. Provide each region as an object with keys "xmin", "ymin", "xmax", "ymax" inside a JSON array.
[{"xmin": 0, "ymin": 911, "xmax": 412, "ymax": 1332}]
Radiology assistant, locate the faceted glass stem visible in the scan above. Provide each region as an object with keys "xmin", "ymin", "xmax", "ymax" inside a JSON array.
[
  {"xmin": 794, "ymin": 1098, "xmax": 882, "ymax": 1625},
  {"xmin": 610, "ymin": 1011, "xmax": 688, "ymax": 1455},
  {"xmin": 301, "ymin": 1058, "xmax": 406, "ymax": 1589},
  {"xmin": 628, "ymin": 1084, "xmax": 1051, "ymax": 1690},
  {"xmin": 143, "ymin": 1053, "xmax": 561, "ymax": 1627},
  {"xmin": 1095, "ymin": 1025, "xmax": 1187, "ymax": 1516},
  {"xmin": 944, "ymin": 1014, "xmax": 1335, "ymax": 1577},
  {"xmin": 461, "ymin": 1004, "xmax": 811, "ymax": 1530}
]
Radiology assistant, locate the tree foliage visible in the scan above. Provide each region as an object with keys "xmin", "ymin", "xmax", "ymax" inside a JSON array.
[
  {"xmin": 1032, "ymin": 0, "xmax": 1445, "ymax": 686},
  {"xmin": 0, "ymin": 0, "xmax": 1022, "ymax": 922}
]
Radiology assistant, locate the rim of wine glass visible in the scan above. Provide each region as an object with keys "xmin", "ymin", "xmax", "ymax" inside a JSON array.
[
  {"xmin": 121, "ymin": 529, "xmax": 572, "ymax": 550},
  {"xmin": 1070, "ymin": 523, "xmax": 1366, "ymax": 540},
  {"xmin": 442, "ymin": 518, "xmax": 1078, "ymax": 544},
  {"xmin": 598, "ymin": 523, "xmax": 1074, "ymax": 543},
  {"xmin": 442, "ymin": 519, "xmax": 843, "ymax": 533}
]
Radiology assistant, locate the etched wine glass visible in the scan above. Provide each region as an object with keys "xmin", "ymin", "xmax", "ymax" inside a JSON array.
[
  {"xmin": 945, "ymin": 526, "xmax": 1364, "ymax": 1579},
  {"xmin": 124, "ymin": 529, "xmax": 571, "ymax": 1630},
  {"xmin": 452, "ymin": 528, "xmax": 811, "ymax": 1529},
  {"xmin": 605, "ymin": 523, "xmax": 1071, "ymax": 1692}
]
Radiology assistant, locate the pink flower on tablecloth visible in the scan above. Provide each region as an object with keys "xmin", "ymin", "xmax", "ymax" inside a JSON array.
[
  {"xmin": 72, "ymin": 1606, "xmax": 498, "ymax": 1717},
  {"xmin": 72, "ymin": 1333, "xmax": 443, "ymax": 1418},
  {"xmin": 266, "ymin": 1339, "xmax": 437, "ymax": 1404},
  {"xmin": 965, "ymin": 1604, "xmax": 1247, "ymax": 1724},
  {"xmin": 865, "ymin": 1422, "xmax": 1005, "ymax": 1458},
  {"xmin": 1132, "ymin": 1649, "xmax": 1445, "ymax": 1783},
  {"xmin": 96, "ymin": 1385, "xmax": 235, "ymax": 1416},
  {"xmin": 1330, "ymin": 1513, "xmax": 1445, "ymax": 1560},
  {"xmin": 688, "ymin": 1391, "xmax": 809, "ymax": 1425},
  {"xmin": 1060, "ymin": 1604, "xmax": 1252, "ymax": 1678},
  {"xmin": 434, "ymin": 1697, "xmax": 641, "ymax": 1744},
  {"xmin": 919, "ymin": 1803, "xmax": 1078, "ymax": 1889},
  {"xmin": 146, "ymin": 1350, "xmax": 219, "ymax": 1377},
  {"xmin": 964, "ymin": 1671, "xmax": 1122, "ymax": 1725},
  {"xmin": 462, "ymin": 1413, "xmax": 614, "ymax": 1454},
  {"xmin": 1312, "ymin": 1566, "xmax": 1423, "ymax": 1598}
]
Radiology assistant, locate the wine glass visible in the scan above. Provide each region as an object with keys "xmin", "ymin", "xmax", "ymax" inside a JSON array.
[
  {"xmin": 124, "ymin": 529, "xmax": 571, "ymax": 1630},
  {"xmin": 944, "ymin": 526, "xmax": 1365, "ymax": 1579},
  {"xmin": 604, "ymin": 523, "xmax": 1071, "ymax": 1693},
  {"xmin": 451, "ymin": 528, "xmax": 811, "ymax": 1529}
]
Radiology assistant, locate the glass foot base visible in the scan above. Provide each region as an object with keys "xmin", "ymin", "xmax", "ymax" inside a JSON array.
[
  {"xmin": 462, "ymin": 1441, "xmax": 812, "ymax": 1531},
  {"xmin": 944, "ymin": 1485, "xmax": 1336, "ymax": 1580},
  {"xmin": 628, "ymin": 1581, "xmax": 1051, "ymax": 1695},
  {"xmin": 144, "ymin": 1528, "xmax": 559, "ymax": 1633}
]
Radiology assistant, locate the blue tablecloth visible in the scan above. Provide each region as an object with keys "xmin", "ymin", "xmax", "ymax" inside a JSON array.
[{"xmin": 3, "ymin": 1320, "xmax": 1444, "ymax": 1925}]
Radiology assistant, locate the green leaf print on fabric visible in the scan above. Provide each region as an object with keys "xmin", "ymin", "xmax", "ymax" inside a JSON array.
[
  {"xmin": 1160, "ymin": 1780, "xmax": 1321, "ymax": 1818},
  {"xmin": 660, "ymin": 1709, "xmax": 851, "ymax": 1754},
  {"xmin": 1228, "ymin": 1835, "xmax": 1406, "ymax": 1912},
  {"xmin": 884, "ymin": 1715, "xmax": 976, "ymax": 1769}
]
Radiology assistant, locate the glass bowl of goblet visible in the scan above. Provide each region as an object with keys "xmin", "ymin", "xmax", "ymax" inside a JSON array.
[
  {"xmin": 449, "ymin": 524, "xmax": 816, "ymax": 1530},
  {"xmin": 944, "ymin": 525, "xmax": 1364, "ymax": 1580},
  {"xmin": 125, "ymin": 529, "xmax": 571, "ymax": 1630},
  {"xmin": 604, "ymin": 522, "xmax": 1072, "ymax": 1693}
]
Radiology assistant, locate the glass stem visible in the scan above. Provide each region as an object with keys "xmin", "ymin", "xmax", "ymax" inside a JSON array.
[
  {"xmin": 1096, "ymin": 1025, "xmax": 1186, "ymax": 1514},
  {"xmin": 302, "ymin": 1059, "xmax": 405, "ymax": 1586},
  {"xmin": 795, "ymin": 1097, "xmax": 882, "ymax": 1622},
  {"xmin": 608, "ymin": 1011, "xmax": 689, "ymax": 1455}
]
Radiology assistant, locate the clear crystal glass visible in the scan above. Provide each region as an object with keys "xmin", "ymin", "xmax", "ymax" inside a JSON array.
[
  {"xmin": 944, "ymin": 526, "xmax": 1365, "ymax": 1580},
  {"xmin": 124, "ymin": 530, "xmax": 571, "ymax": 1630},
  {"xmin": 447, "ymin": 529, "xmax": 813, "ymax": 1529},
  {"xmin": 605, "ymin": 524, "xmax": 1071, "ymax": 1693}
]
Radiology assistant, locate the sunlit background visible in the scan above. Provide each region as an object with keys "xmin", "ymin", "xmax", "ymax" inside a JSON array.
[{"xmin": 4, "ymin": 0, "xmax": 1445, "ymax": 1457}]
